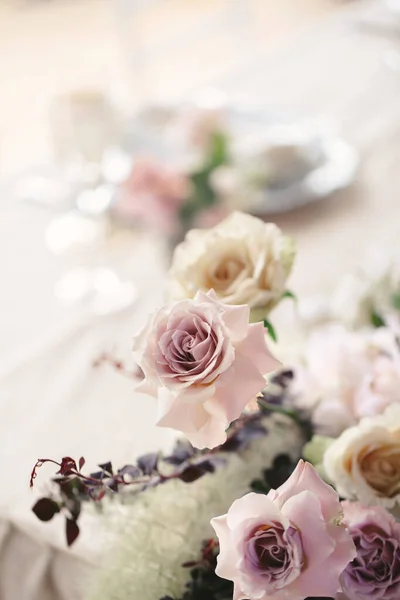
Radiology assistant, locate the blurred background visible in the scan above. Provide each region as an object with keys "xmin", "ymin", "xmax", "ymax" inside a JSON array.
[{"xmin": 1, "ymin": 0, "xmax": 400, "ymax": 599}]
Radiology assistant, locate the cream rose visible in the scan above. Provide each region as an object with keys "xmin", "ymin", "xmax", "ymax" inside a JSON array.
[
  {"xmin": 168, "ymin": 211, "xmax": 295, "ymax": 317},
  {"xmin": 323, "ymin": 404, "xmax": 400, "ymax": 509}
]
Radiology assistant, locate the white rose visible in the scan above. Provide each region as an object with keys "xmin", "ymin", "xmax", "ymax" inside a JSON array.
[
  {"xmin": 168, "ymin": 211, "xmax": 295, "ymax": 317},
  {"xmin": 323, "ymin": 404, "xmax": 400, "ymax": 509}
]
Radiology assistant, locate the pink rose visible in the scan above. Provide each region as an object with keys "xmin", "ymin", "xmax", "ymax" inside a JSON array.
[
  {"xmin": 133, "ymin": 290, "xmax": 279, "ymax": 449},
  {"xmin": 339, "ymin": 501, "xmax": 400, "ymax": 600},
  {"xmin": 292, "ymin": 325, "xmax": 400, "ymax": 437},
  {"xmin": 354, "ymin": 354, "xmax": 400, "ymax": 419},
  {"xmin": 211, "ymin": 460, "xmax": 356, "ymax": 600},
  {"xmin": 113, "ymin": 158, "xmax": 190, "ymax": 234}
]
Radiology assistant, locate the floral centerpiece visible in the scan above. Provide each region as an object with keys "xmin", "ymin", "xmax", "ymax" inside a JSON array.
[{"xmin": 30, "ymin": 212, "xmax": 400, "ymax": 600}]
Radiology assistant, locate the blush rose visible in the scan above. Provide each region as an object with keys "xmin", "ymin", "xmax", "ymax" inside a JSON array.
[
  {"xmin": 339, "ymin": 501, "xmax": 400, "ymax": 600},
  {"xmin": 133, "ymin": 290, "xmax": 280, "ymax": 449},
  {"xmin": 211, "ymin": 460, "xmax": 356, "ymax": 600}
]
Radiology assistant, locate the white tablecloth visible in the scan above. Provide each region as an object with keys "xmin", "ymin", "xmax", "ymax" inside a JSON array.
[
  {"xmin": 0, "ymin": 202, "xmax": 176, "ymax": 600},
  {"xmin": 2, "ymin": 1, "xmax": 400, "ymax": 598}
]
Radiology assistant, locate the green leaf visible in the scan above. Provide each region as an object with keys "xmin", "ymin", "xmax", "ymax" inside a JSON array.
[
  {"xmin": 205, "ymin": 131, "xmax": 229, "ymax": 171},
  {"xmin": 250, "ymin": 479, "xmax": 271, "ymax": 494},
  {"xmin": 370, "ymin": 310, "xmax": 385, "ymax": 328},
  {"xmin": 263, "ymin": 319, "xmax": 277, "ymax": 342},
  {"xmin": 392, "ymin": 292, "xmax": 400, "ymax": 311},
  {"xmin": 303, "ymin": 435, "xmax": 334, "ymax": 466},
  {"xmin": 281, "ymin": 290, "xmax": 297, "ymax": 302}
]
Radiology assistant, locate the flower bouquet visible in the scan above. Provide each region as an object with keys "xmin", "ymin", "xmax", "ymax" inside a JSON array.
[{"xmin": 30, "ymin": 212, "xmax": 400, "ymax": 600}]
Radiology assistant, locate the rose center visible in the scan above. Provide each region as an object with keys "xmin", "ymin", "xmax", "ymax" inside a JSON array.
[
  {"xmin": 208, "ymin": 257, "xmax": 246, "ymax": 290},
  {"xmin": 358, "ymin": 444, "xmax": 400, "ymax": 498},
  {"xmin": 245, "ymin": 522, "xmax": 304, "ymax": 590}
]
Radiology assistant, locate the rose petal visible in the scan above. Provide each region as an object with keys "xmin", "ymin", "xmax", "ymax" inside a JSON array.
[
  {"xmin": 210, "ymin": 353, "xmax": 267, "ymax": 423},
  {"xmin": 226, "ymin": 493, "xmax": 283, "ymax": 531},
  {"xmin": 211, "ymin": 515, "xmax": 238, "ymax": 581},
  {"xmin": 236, "ymin": 321, "xmax": 281, "ymax": 375},
  {"xmin": 276, "ymin": 460, "xmax": 341, "ymax": 522},
  {"xmin": 156, "ymin": 389, "xmax": 210, "ymax": 433}
]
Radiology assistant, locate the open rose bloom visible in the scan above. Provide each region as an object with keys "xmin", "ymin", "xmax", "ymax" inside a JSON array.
[
  {"xmin": 133, "ymin": 290, "xmax": 280, "ymax": 449},
  {"xmin": 323, "ymin": 403, "xmax": 400, "ymax": 509},
  {"xmin": 211, "ymin": 460, "xmax": 356, "ymax": 600},
  {"xmin": 339, "ymin": 501, "xmax": 400, "ymax": 600},
  {"xmin": 168, "ymin": 212, "xmax": 295, "ymax": 318},
  {"xmin": 292, "ymin": 324, "xmax": 400, "ymax": 438}
]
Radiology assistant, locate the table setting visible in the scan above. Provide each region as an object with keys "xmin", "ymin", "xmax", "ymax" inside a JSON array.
[{"xmin": 2, "ymin": 1, "xmax": 400, "ymax": 599}]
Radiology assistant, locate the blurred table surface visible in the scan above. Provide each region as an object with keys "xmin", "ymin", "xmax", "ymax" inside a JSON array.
[{"xmin": 2, "ymin": 1, "xmax": 400, "ymax": 600}]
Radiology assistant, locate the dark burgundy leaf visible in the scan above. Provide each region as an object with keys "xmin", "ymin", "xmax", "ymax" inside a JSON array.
[
  {"xmin": 263, "ymin": 454, "xmax": 296, "ymax": 490},
  {"xmin": 178, "ymin": 459, "xmax": 219, "ymax": 483},
  {"xmin": 137, "ymin": 452, "xmax": 159, "ymax": 475},
  {"xmin": 182, "ymin": 560, "xmax": 198, "ymax": 568},
  {"xmin": 57, "ymin": 457, "xmax": 77, "ymax": 476},
  {"xmin": 66, "ymin": 518, "xmax": 80, "ymax": 546},
  {"xmin": 118, "ymin": 464, "xmax": 141, "ymax": 479},
  {"xmin": 178, "ymin": 465, "xmax": 206, "ymax": 483},
  {"xmin": 219, "ymin": 435, "xmax": 241, "ymax": 452},
  {"xmin": 98, "ymin": 461, "xmax": 113, "ymax": 475},
  {"xmin": 32, "ymin": 498, "xmax": 60, "ymax": 522},
  {"xmin": 78, "ymin": 457, "xmax": 85, "ymax": 471}
]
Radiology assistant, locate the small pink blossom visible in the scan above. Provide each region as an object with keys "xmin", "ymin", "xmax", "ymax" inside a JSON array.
[
  {"xmin": 132, "ymin": 290, "xmax": 279, "ymax": 449},
  {"xmin": 113, "ymin": 158, "xmax": 190, "ymax": 234},
  {"xmin": 211, "ymin": 460, "xmax": 356, "ymax": 600},
  {"xmin": 292, "ymin": 325, "xmax": 400, "ymax": 437}
]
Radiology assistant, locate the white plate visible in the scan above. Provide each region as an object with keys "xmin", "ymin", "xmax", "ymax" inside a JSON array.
[{"xmin": 126, "ymin": 99, "xmax": 359, "ymax": 215}]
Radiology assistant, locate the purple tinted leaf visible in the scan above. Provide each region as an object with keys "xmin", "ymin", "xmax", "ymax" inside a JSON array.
[
  {"xmin": 78, "ymin": 457, "xmax": 85, "ymax": 471},
  {"xmin": 137, "ymin": 452, "xmax": 159, "ymax": 475},
  {"xmin": 118, "ymin": 464, "xmax": 141, "ymax": 479},
  {"xmin": 164, "ymin": 440, "xmax": 195, "ymax": 466},
  {"xmin": 270, "ymin": 369, "xmax": 294, "ymax": 388},
  {"xmin": 32, "ymin": 498, "xmax": 60, "ymax": 522},
  {"xmin": 221, "ymin": 422, "xmax": 267, "ymax": 452},
  {"xmin": 259, "ymin": 391, "xmax": 284, "ymax": 406},
  {"xmin": 89, "ymin": 471, "xmax": 105, "ymax": 480},
  {"xmin": 237, "ymin": 422, "xmax": 267, "ymax": 443},
  {"xmin": 98, "ymin": 461, "xmax": 113, "ymax": 475},
  {"xmin": 66, "ymin": 518, "xmax": 80, "ymax": 546}
]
